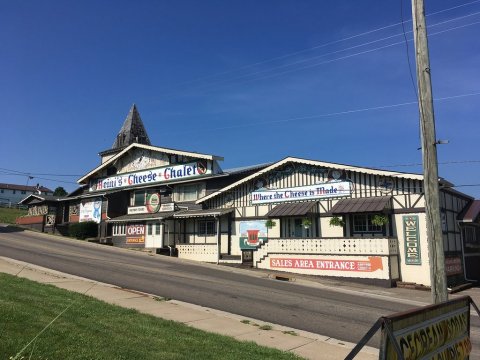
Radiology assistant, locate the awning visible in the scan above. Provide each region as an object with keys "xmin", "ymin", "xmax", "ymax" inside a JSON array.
[
  {"xmin": 107, "ymin": 211, "xmax": 176, "ymax": 222},
  {"xmin": 330, "ymin": 196, "xmax": 391, "ymax": 214},
  {"xmin": 458, "ymin": 200, "xmax": 480, "ymax": 223},
  {"xmin": 173, "ymin": 208, "xmax": 234, "ymax": 219},
  {"xmin": 266, "ymin": 202, "xmax": 316, "ymax": 217}
]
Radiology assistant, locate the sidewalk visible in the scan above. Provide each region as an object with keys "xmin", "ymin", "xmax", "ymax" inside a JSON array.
[{"xmin": 0, "ymin": 256, "xmax": 378, "ymax": 360}]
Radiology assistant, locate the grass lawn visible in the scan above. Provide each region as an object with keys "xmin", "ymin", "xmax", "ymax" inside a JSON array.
[
  {"xmin": 0, "ymin": 207, "xmax": 27, "ymax": 224},
  {"xmin": 0, "ymin": 274, "xmax": 303, "ymax": 360}
]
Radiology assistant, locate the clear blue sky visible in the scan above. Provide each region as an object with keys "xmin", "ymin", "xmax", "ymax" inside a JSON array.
[{"xmin": 1, "ymin": 0, "xmax": 479, "ymax": 197}]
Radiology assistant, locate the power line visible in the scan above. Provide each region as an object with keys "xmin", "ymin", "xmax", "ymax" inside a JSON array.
[
  {"xmin": 400, "ymin": 0, "xmax": 419, "ymax": 99},
  {"xmin": 164, "ymin": 1, "xmax": 480, "ymax": 92},
  {"xmin": 0, "ymin": 167, "xmax": 81, "ymax": 177},
  {"xmin": 376, "ymin": 160, "xmax": 480, "ymax": 168},
  {"xmin": 160, "ymin": 91, "xmax": 480, "ymax": 134},
  {"xmin": 155, "ymin": 17, "xmax": 480, "ymax": 102},
  {"xmin": 213, "ymin": 20, "xmax": 480, "ymax": 89},
  {"xmin": 208, "ymin": 11, "xmax": 480, "ymax": 87}
]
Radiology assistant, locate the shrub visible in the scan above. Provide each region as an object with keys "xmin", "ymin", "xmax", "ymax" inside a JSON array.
[
  {"xmin": 68, "ymin": 221, "xmax": 98, "ymax": 240},
  {"xmin": 265, "ymin": 219, "xmax": 276, "ymax": 228}
]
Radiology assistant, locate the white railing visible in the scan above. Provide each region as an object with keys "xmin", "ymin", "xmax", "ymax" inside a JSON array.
[
  {"xmin": 254, "ymin": 237, "xmax": 398, "ymax": 264},
  {"xmin": 177, "ymin": 244, "xmax": 218, "ymax": 262}
]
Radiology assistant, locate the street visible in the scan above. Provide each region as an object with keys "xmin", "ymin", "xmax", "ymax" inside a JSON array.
[{"xmin": 0, "ymin": 227, "xmax": 478, "ymax": 356}]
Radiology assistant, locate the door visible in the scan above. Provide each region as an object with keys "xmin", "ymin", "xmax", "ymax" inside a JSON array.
[
  {"xmin": 145, "ymin": 221, "xmax": 163, "ymax": 248},
  {"xmin": 283, "ymin": 218, "xmax": 310, "ymax": 238}
]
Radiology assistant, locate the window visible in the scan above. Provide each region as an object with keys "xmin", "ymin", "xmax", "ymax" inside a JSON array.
[
  {"xmin": 21, "ymin": 191, "xmax": 26, "ymax": 194},
  {"xmin": 352, "ymin": 214, "xmax": 383, "ymax": 233},
  {"xmin": 147, "ymin": 223, "xmax": 153, "ymax": 235},
  {"xmin": 113, "ymin": 224, "xmax": 126, "ymax": 235},
  {"xmin": 0, "ymin": 189, "xmax": 3, "ymax": 193},
  {"xmin": 133, "ymin": 191, "xmax": 146, "ymax": 206},
  {"xmin": 177, "ymin": 184, "xmax": 199, "ymax": 202},
  {"xmin": 13, "ymin": 190, "xmax": 16, "ymax": 194},
  {"xmin": 198, "ymin": 220, "xmax": 215, "ymax": 236},
  {"xmin": 464, "ymin": 226, "xmax": 480, "ymax": 253}
]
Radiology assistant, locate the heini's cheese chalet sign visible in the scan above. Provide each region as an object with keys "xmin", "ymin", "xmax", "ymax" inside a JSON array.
[
  {"xmin": 251, "ymin": 181, "xmax": 352, "ymax": 204},
  {"xmin": 89, "ymin": 161, "xmax": 210, "ymax": 192}
]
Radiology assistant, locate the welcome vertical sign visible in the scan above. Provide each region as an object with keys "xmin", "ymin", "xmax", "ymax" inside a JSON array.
[{"xmin": 403, "ymin": 215, "xmax": 421, "ymax": 265}]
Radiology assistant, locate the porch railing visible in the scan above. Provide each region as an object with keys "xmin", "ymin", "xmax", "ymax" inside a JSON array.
[
  {"xmin": 177, "ymin": 243, "xmax": 218, "ymax": 262},
  {"xmin": 254, "ymin": 237, "xmax": 398, "ymax": 265}
]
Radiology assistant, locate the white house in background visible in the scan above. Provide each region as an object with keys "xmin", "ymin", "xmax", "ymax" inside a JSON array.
[{"xmin": 0, "ymin": 183, "xmax": 52, "ymax": 207}]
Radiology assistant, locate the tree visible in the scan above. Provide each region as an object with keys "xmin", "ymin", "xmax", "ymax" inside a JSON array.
[{"xmin": 53, "ymin": 186, "xmax": 68, "ymax": 197}]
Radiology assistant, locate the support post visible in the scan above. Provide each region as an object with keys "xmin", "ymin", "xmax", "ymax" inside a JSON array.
[{"xmin": 411, "ymin": 0, "xmax": 447, "ymax": 303}]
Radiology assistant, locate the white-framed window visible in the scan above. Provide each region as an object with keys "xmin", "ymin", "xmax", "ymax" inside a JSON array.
[
  {"xmin": 352, "ymin": 214, "xmax": 383, "ymax": 233},
  {"xmin": 113, "ymin": 224, "xmax": 126, "ymax": 235},
  {"xmin": 131, "ymin": 189, "xmax": 163, "ymax": 206},
  {"xmin": 176, "ymin": 184, "xmax": 199, "ymax": 202},
  {"xmin": 146, "ymin": 222, "xmax": 161, "ymax": 236},
  {"xmin": 132, "ymin": 190, "xmax": 146, "ymax": 206},
  {"xmin": 198, "ymin": 220, "xmax": 215, "ymax": 236}
]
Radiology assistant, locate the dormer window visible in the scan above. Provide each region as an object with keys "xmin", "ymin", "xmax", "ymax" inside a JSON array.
[
  {"xmin": 177, "ymin": 184, "xmax": 198, "ymax": 202},
  {"xmin": 132, "ymin": 190, "xmax": 146, "ymax": 206},
  {"xmin": 175, "ymin": 183, "xmax": 205, "ymax": 202}
]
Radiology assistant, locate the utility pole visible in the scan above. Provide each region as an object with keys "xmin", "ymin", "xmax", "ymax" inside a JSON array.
[{"xmin": 411, "ymin": 0, "xmax": 447, "ymax": 304}]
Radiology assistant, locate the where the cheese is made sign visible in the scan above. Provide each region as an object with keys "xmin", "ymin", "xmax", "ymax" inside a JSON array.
[{"xmin": 251, "ymin": 181, "xmax": 352, "ymax": 204}]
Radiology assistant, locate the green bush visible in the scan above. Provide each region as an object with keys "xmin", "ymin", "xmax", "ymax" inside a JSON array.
[{"xmin": 68, "ymin": 221, "xmax": 98, "ymax": 240}]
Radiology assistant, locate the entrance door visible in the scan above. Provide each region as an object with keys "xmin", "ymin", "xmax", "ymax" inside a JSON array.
[
  {"xmin": 284, "ymin": 218, "xmax": 310, "ymax": 238},
  {"xmin": 145, "ymin": 221, "xmax": 163, "ymax": 248}
]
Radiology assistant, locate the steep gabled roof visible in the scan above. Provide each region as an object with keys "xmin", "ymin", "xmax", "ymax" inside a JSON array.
[
  {"xmin": 18, "ymin": 194, "xmax": 64, "ymax": 205},
  {"xmin": 196, "ymin": 156, "xmax": 424, "ymax": 204},
  {"xmin": 78, "ymin": 143, "xmax": 224, "ymax": 185},
  {"xmin": 99, "ymin": 104, "xmax": 151, "ymax": 156},
  {"xmin": 458, "ymin": 200, "xmax": 480, "ymax": 223}
]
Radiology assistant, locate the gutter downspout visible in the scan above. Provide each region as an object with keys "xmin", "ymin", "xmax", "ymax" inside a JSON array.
[
  {"xmin": 102, "ymin": 194, "xmax": 111, "ymax": 242},
  {"xmin": 216, "ymin": 215, "xmax": 220, "ymax": 265}
]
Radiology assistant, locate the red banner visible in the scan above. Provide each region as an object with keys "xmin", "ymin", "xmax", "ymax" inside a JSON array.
[{"xmin": 270, "ymin": 257, "xmax": 383, "ymax": 272}]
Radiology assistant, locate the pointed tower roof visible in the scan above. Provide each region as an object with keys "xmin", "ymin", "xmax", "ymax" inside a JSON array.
[
  {"xmin": 112, "ymin": 104, "xmax": 151, "ymax": 149},
  {"xmin": 99, "ymin": 104, "xmax": 151, "ymax": 157}
]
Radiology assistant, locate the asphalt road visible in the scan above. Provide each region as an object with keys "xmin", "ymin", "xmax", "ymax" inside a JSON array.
[{"xmin": 1, "ymin": 227, "xmax": 479, "ymax": 354}]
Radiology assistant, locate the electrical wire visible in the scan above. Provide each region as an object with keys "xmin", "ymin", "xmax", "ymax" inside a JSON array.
[
  {"xmin": 0, "ymin": 167, "xmax": 81, "ymax": 177},
  {"xmin": 165, "ymin": 1, "xmax": 480, "ymax": 92},
  {"xmin": 400, "ymin": 0, "xmax": 419, "ymax": 99},
  {"xmin": 159, "ymin": 91, "xmax": 480, "ymax": 134},
  {"xmin": 195, "ymin": 12, "xmax": 480, "ymax": 90},
  {"xmin": 154, "ymin": 18, "xmax": 480, "ymax": 103}
]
